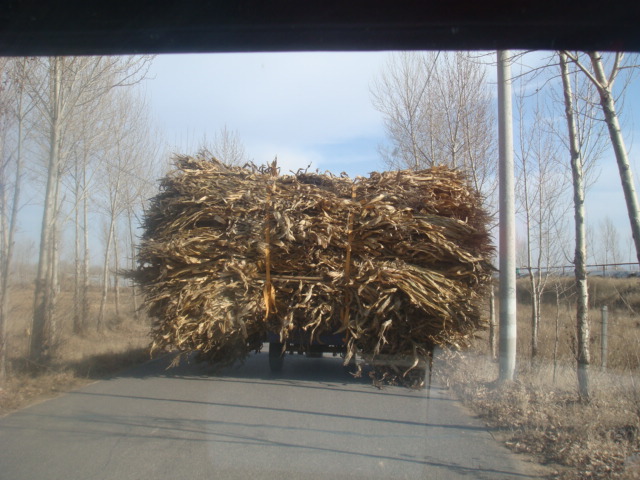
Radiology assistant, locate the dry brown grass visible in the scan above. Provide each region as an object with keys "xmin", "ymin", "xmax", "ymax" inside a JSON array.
[
  {"xmin": 440, "ymin": 276, "xmax": 640, "ymax": 479},
  {"xmin": 439, "ymin": 351, "xmax": 640, "ymax": 479},
  {"xmin": 0, "ymin": 285, "xmax": 152, "ymax": 415}
]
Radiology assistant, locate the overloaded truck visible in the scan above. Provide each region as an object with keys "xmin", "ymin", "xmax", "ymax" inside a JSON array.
[{"xmin": 134, "ymin": 156, "xmax": 493, "ymax": 385}]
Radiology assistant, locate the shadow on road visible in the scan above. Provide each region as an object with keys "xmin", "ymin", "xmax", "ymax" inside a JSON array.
[
  {"xmin": 4, "ymin": 404, "xmax": 539, "ymax": 479},
  {"xmin": 0, "ymin": 348, "xmax": 546, "ymax": 480},
  {"xmin": 109, "ymin": 350, "xmax": 440, "ymax": 401},
  {"xmin": 66, "ymin": 389, "xmax": 484, "ymax": 431}
]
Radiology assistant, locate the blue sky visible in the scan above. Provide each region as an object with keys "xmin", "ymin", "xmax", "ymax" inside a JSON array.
[{"xmin": 146, "ymin": 52, "xmax": 388, "ymax": 177}]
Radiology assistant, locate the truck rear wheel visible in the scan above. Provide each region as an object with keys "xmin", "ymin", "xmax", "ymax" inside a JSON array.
[{"xmin": 269, "ymin": 342, "xmax": 285, "ymax": 372}]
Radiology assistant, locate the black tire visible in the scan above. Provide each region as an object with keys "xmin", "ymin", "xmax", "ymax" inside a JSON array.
[{"xmin": 269, "ymin": 342, "xmax": 285, "ymax": 372}]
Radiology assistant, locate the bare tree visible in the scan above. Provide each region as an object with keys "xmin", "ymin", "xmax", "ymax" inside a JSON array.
[
  {"xmin": 551, "ymin": 59, "xmax": 608, "ymax": 266},
  {"xmin": 29, "ymin": 56, "xmax": 63, "ymax": 363},
  {"xmin": 559, "ymin": 51, "xmax": 591, "ymax": 402},
  {"xmin": 200, "ymin": 125, "xmax": 249, "ymax": 167},
  {"xmin": 28, "ymin": 56, "xmax": 152, "ymax": 362},
  {"xmin": 371, "ymin": 52, "xmax": 433, "ymax": 170},
  {"xmin": 585, "ymin": 224, "xmax": 598, "ymax": 266},
  {"xmin": 66, "ymin": 97, "xmax": 110, "ymax": 334},
  {"xmin": 121, "ymin": 128, "xmax": 159, "ymax": 324},
  {"xmin": 371, "ymin": 51, "xmax": 497, "ymax": 200},
  {"xmin": 96, "ymin": 88, "xmax": 157, "ymax": 329},
  {"xmin": 517, "ymin": 50, "xmax": 610, "ymax": 399},
  {"xmin": 515, "ymin": 94, "xmax": 567, "ymax": 362},
  {"xmin": 597, "ymin": 216, "xmax": 621, "ymax": 267},
  {"xmin": 0, "ymin": 57, "xmax": 14, "ymax": 381},
  {"xmin": 96, "ymin": 95, "xmax": 129, "ymax": 330},
  {"xmin": 0, "ymin": 58, "xmax": 38, "ymax": 379},
  {"xmin": 563, "ymin": 51, "xmax": 640, "ymax": 266}
]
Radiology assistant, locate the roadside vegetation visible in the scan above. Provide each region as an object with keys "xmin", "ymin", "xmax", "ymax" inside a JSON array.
[
  {"xmin": 439, "ymin": 276, "xmax": 640, "ymax": 480},
  {"xmin": 0, "ymin": 285, "xmax": 150, "ymax": 415}
]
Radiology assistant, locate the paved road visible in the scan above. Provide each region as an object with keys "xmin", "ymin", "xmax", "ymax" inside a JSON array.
[{"xmin": 0, "ymin": 349, "xmax": 547, "ymax": 480}]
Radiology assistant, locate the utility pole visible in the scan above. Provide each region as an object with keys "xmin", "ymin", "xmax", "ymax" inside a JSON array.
[{"xmin": 498, "ymin": 50, "xmax": 517, "ymax": 382}]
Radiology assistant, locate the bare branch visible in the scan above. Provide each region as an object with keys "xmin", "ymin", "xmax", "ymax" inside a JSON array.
[
  {"xmin": 562, "ymin": 51, "xmax": 602, "ymax": 90},
  {"xmin": 371, "ymin": 51, "xmax": 497, "ymax": 213},
  {"xmin": 607, "ymin": 51, "xmax": 623, "ymax": 86}
]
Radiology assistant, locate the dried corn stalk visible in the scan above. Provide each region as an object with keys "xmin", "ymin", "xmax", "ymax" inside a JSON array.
[{"xmin": 133, "ymin": 155, "xmax": 494, "ymax": 384}]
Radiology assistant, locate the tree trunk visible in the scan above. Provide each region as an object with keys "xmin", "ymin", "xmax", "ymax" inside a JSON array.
[
  {"xmin": 0, "ymin": 168, "xmax": 8, "ymax": 381},
  {"xmin": 0, "ymin": 282, "xmax": 6, "ymax": 382},
  {"xmin": 82, "ymin": 159, "xmax": 90, "ymax": 331},
  {"xmin": 73, "ymin": 158, "xmax": 82, "ymax": 334},
  {"xmin": 127, "ymin": 208, "xmax": 140, "ymax": 322},
  {"xmin": 97, "ymin": 216, "xmax": 115, "ymax": 331},
  {"xmin": 49, "ymin": 204, "xmax": 61, "ymax": 346},
  {"xmin": 553, "ymin": 283, "xmax": 561, "ymax": 384},
  {"xmin": 529, "ymin": 273, "xmax": 540, "ymax": 361},
  {"xmin": 525, "ymin": 263, "xmax": 542, "ymax": 365},
  {"xmin": 113, "ymin": 222, "xmax": 120, "ymax": 318},
  {"xmin": 521, "ymin": 141, "xmax": 540, "ymax": 362},
  {"xmin": 559, "ymin": 52, "xmax": 591, "ymax": 402},
  {"xmin": 533, "ymin": 186, "xmax": 547, "ymax": 364},
  {"xmin": 30, "ymin": 57, "xmax": 62, "ymax": 364},
  {"xmin": 588, "ymin": 52, "xmax": 640, "ymax": 267},
  {"xmin": 0, "ymin": 69, "xmax": 26, "ymax": 380}
]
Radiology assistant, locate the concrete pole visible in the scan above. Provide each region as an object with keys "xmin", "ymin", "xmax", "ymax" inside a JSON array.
[{"xmin": 497, "ymin": 50, "xmax": 517, "ymax": 383}]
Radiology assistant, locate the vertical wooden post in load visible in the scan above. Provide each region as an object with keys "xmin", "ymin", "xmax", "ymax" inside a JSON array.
[
  {"xmin": 263, "ymin": 160, "xmax": 278, "ymax": 321},
  {"xmin": 340, "ymin": 182, "xmax": 358, "ymax": 331}
]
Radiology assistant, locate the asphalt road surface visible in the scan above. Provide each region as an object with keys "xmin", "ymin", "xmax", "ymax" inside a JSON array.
[{"xmin": 0, "ymin": 349, "xmax": 548, "ymax": 480}]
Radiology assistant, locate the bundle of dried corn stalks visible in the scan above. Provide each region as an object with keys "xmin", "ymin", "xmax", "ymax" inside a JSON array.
[{"xmin": 134, "ymin": 155, "xmax": 493, "ymax": 384}]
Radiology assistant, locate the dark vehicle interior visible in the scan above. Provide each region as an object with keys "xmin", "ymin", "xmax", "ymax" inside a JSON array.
[{"xmin": 0, "ymin": 0, "xmax": 638, "ymax": 55}]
